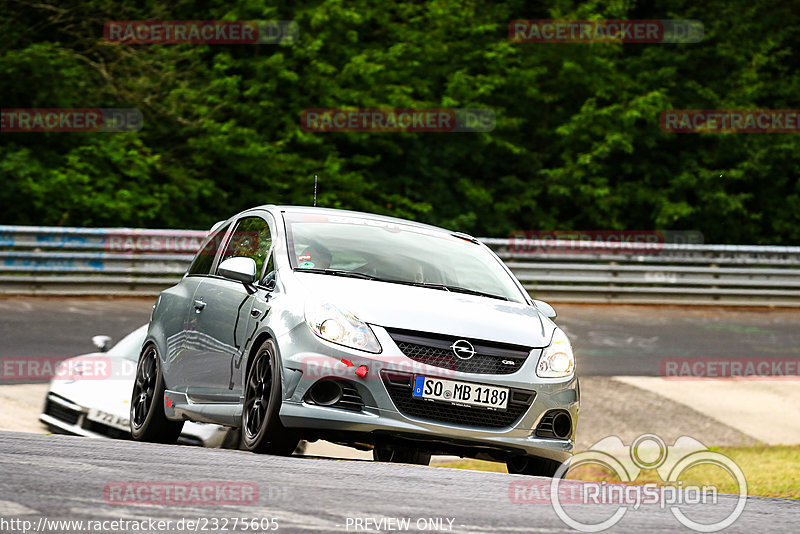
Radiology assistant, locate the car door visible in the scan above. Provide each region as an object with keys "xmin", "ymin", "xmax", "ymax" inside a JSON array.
[
  {"xmin": 160, "ymin": 221, "xmax": 231, "ymax": 389},
  {"xmin": 183, "ymin": 213, "xmax": 274, "ymax": 403}
]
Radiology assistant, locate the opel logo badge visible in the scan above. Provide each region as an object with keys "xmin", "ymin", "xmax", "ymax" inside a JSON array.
[{"xmin": 451, "ymin": 339, "xmax": 476, "ymax": 360}]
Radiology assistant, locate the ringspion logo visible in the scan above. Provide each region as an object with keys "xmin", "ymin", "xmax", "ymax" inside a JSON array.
[{"xmin": 516, "ymin": 434, "xmax": 747, "ymax": 532}]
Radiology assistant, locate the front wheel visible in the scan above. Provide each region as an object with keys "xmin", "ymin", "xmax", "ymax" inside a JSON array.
[
  {"xmin": 241, "ymin": 339, "xmax": 300, "ymax": 455},
  {"xmin": 130, "ymin": 344, "xmax": 183, "ymax": 443}
]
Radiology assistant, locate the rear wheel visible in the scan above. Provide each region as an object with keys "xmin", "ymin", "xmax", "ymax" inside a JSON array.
[
  {"xmin": 241, "ymin": 339, "xmax": 300, "ymax": 455},
  {"xmin": 506, "ymin": 455, "xmax": 564, "ymax": 478},
  {"xmin": 373, "ymin": 442, "xmax": 431, "ymax": 465},
  {"xmin": 130, "ymin": 344, "xmax": 183, "ymax": 443}
]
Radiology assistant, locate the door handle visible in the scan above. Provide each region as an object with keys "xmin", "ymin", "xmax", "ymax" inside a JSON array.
[
  {"xmin": 193, "ymin": 299, "xmax": 206, "ymax": 313},
  {"xmin": 250, "ymin": 309, "xmax": 262, "ymax": 318}
]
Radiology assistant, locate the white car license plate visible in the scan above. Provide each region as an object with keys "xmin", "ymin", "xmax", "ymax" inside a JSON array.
[
  {"xmin": 87, "ymin": 409, "xmax": 129, "ymax": 432},
  {"xmin": 412, "ymin": 376, "xmax": 508, "ymax": 411}
]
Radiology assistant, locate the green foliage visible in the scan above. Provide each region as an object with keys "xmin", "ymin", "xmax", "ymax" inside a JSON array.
[{"xmin": 1, "ymin": 0, "xmax": 798, "ymax": 243}]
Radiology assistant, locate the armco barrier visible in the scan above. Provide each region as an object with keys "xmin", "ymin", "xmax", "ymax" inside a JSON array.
[
  {"xmin": 0, "ymin": 226, "xmax": 203, "ymax": 296},
  {"xmin": 2, "ymin": 226, "xmax": 799, "ymax": 305},
  {"xmin": 486, "ymin": 238, "xmax": 800, "ymax": 306}
]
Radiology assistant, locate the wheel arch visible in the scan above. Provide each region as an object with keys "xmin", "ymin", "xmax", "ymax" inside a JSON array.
[
  {"xmin": 140, "ymin": 332, "xmax": 171, "ymax": 387},
  {"xmin": 242, "ymin": 327, "xmax": 283, "ymax": 391}
]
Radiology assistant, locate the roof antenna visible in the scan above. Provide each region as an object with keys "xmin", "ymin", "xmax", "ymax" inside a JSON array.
[{"xmin": 313, "ymin": 174, "xmax": 318, "ymax": 207}]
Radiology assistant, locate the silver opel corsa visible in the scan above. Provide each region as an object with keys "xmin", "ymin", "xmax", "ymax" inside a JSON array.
[{"xmin": 133, "ymin": 206, "xmax": 579, "ymax": 476}]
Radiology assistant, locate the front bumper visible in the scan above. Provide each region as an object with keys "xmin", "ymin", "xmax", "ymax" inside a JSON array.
[
  {"xmin": 276, "ymin": 324, "xmax": 579, "ymax": 462},
  {"xmin": 40, "ymin": 393, "xmax": 129, "ymax": 439},
  {"xmin": 40, "ymin": 392, "xmax": 230, "ymax": 447}
]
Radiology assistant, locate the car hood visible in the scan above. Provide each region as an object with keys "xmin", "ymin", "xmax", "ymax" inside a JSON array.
[
  {"xmin": 294, "ymin": 274, "xmax": 555, "ymax": 347},
  {"xmin": 48, "ymin": 354, "xmax": 135, "ymax": 418}
]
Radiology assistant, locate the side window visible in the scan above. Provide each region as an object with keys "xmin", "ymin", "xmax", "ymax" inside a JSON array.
[
  {"xmin": 263, "ymin": 253, "xmax": 276, "ymax": 288},
  {"xmin": 218, "ymin": 216, "xmax": 272, "ymax": 279},
  {"xmin": 187, "ymin": 223, "xmax": 231, "ymax": 276}
]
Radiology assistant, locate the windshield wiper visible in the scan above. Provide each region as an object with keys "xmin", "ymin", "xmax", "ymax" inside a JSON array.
[
  {"xmin": 293, "ymin": 268, "xmax": 379, "ymax": 280},
  {"xmin": 294, "ymin": 269, "xmax": 509, "ymax": 301},
  {"xmin": 387, "ymin": 281, "xmax": 509, "ymax": 301},
  {"xmin": 423, "ymin": 283, "xmax": 509, "ymax": 301}
]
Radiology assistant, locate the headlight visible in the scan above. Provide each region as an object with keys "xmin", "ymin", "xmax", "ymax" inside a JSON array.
[
  {"xmin": 305, "ymin": 302, "xmax": 382, "ymax": 353},
  {"xmin": 151, "ymin": 295, "xmax": 161, "ymax": 322},
  {"xmin": 536, "ymin": 328, "xmax": 575, "ymax": 378}
]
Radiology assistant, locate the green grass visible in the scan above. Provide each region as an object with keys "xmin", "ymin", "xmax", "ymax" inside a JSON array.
[{"xmin": 433, "ymin": 445, "xmax": 800, "ymax": 499}]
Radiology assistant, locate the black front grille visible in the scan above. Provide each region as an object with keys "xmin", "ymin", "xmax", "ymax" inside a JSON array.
[
  {"xmin": 304, "ymin": 380, "xmax": 365, "ymax": 412},
  {"xmin": 44, "ymin": 397, "xmax": 81, "ymax": 425},
  {"xmin": 337, "ymin": 384, "xmax": 365, "ymax": 411},
  {"xmin": 382, "ymin": 372, "xmax": 534, "ymax": 429},
  {"xmin": 387, "ymin": 328, "xmax": 533, "ymax": 375}
]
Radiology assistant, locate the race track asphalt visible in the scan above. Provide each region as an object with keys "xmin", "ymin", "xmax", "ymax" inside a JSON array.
[
  {"xmin": 2, "ymin": 297, "xmax": 799, "ymax": 379},
  {"xmin": 0, "ymin": 431, "xmax": 797, "ymax": 533}
]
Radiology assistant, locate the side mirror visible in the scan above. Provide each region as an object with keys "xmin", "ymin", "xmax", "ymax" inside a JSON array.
[
  {"xmin": 218, "ymin": 257, "xmax": 257, "ymax": 284},
  {"xmin": 533, "ymin": 299, "xmax": 557, "ymax": 318},
  {"xmin": 92, "ymin": 335, "xmax": 112, "ymax": 352},
  {"xmin": 263, "ymin": 270, "xmax": 276, "ymax": 290}
]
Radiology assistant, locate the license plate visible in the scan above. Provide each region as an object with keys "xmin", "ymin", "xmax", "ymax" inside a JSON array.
[
  {"xmin": 87, "ymin": 409, "xmax": 129, "ymax": 432},
  {"xmin": 412, "ymin": 376, "xmax": 508, "ymax": 411}
]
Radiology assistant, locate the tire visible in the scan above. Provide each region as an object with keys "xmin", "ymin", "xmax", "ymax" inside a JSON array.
[
  {"xmin": 293, "ymin": 440, "xmax": 308, "ymax": 455},
  {"xmin": 506, "ymin": 455, "xmax": 563, "ymax": 478},
  {"xmin": 241, "ymin": 339, "xmax": 300, "ymax": 455},
  {"xmin": 220, "ymin": 428, "xmax": 242, "ymax": 450},
  {"xmin": 130, "ymin": 344, "xmax": 184, "ymax": 443},
  {"xmin": 373, "ymin": 442, "xmax": 431, "ymax": 465}
]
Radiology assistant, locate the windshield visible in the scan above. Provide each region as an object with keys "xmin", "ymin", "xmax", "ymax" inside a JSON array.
[
  {"xmin": 284, "ymin": 213, "xmax": 527, "ymax": 303},
  {"xmin": 108, "ymin": 325, "xmax": 148, "ymax": 361}
]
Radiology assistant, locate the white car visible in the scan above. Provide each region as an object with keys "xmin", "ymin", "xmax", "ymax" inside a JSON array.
[{"xmin": 40, "ymin": 325, "xmax": 236, "ymax": 448}]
